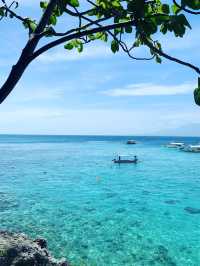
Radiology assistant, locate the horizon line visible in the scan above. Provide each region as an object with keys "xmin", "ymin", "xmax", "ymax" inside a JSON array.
[{"xmin": 0, "ymin": 133, "xmax": 200, "ymax": 138}]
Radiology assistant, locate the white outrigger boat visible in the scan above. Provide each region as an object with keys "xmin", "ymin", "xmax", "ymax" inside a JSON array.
[
  {"xmin": 182, "ymin": 144, "xmax": 200, "ymax": 153},
  {"xmin": 166, "ymin": 142, "xmax": 185, "ymax": 148},
  {"xmin": 126, "ymin": 140, "xmax": 137, "ymax": 144},
  {"xmin": 113, "ymin": 155, "xmax": 138, "ymax": 164}
]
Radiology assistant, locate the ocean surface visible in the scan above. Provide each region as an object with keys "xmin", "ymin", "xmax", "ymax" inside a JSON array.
[{"xmin": 0, "ymin": 135, "xmax": 200, "ymax": 266}]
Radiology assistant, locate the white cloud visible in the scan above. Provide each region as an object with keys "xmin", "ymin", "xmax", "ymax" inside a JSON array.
[
  {"xmin": 38, "ymin": 45, "xmax": 112, "ymax": 63},
  {"xmin": 1, "ymin": 105, "xmax": 200, "ymax": 136},
  {"xmin": 104, "ymin": 83, "xmax": 194, "ymax": 97}
]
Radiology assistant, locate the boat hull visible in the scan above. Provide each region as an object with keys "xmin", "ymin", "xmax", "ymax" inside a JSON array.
[{"xmin": 113, "ymin": 160, "xmax": 137, "ymax": 164}]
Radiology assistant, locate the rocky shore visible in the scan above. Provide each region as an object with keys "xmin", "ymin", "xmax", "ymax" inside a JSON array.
[{"xmin": 0, "ymin": 231, "xmax": 69, "ymax": 266}]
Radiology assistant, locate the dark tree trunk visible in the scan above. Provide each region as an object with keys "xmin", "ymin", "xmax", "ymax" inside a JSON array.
[
  {"xmin": 0, "ymin": 0, "xmax": 59, "ymax": 103},
  {"xmin": 0, "ymin": 58, "xmax": 30, "ymax": 103}
]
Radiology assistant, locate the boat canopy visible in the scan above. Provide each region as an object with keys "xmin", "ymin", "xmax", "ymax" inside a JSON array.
[
  {"xmin": 170, "ymin": 142, "xmax": 184, "ymax": 145},
  {"xmin": 188, "ymin": 145, "xmax": 200, "ymax": 148},
  {"xmin": 114, "ymin": 154, "xmax": 137, "ymax": 159}
]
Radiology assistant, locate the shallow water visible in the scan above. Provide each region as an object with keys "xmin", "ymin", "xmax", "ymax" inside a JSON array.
[{"xmin": 0, "ymin": 135, "xmax": 200, "ymax": 266}]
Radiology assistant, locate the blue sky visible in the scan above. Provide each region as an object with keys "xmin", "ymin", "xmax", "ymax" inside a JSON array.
[{"xmin": 0, "ymin": 0, "xmax": 199, "ymax": 135}]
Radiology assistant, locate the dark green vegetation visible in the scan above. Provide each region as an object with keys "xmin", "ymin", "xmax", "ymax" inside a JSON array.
[{"xmin": 0, "ymin": 0, "xmax": 199, "ymax": 104}]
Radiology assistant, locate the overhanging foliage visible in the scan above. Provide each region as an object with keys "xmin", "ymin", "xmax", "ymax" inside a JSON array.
[{"xmin": 0, "ymin": 0, "xmax": 199, "ymax": 104}]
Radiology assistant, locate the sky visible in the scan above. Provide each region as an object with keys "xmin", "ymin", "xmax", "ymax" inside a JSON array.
[{"xmin": 0, "ymin": 0, "xmax": 199, "ymax": 136}]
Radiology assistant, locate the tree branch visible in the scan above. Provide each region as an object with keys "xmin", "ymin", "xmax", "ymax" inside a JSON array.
[
  {"xmin": 72, "ymin": 7, "xmax": 154, "ymax": 61},
  {"xmin": 0, "ymin": 0, "xmax": 59, "ymax": 103},
  {"xmin": 31, "ymin": 19, "xmax": 137, "ymax": 60},
  {"xmin": 173, "ymin": 0, "xmax": 200, "ymax": 15},
  {"xmin": 0, "ymin": 0, "xmax": 27, "ymax": 22},
  {"xmin": 144, "ymin": 36, "xmax": 200, "ymax": 75},
  {"xmin": 50, "ymin": 13, "xmax": 112, "ymax": 37}
]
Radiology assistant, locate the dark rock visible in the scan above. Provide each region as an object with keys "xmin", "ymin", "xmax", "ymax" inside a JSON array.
[
  {"xmin": 0, "ymin": 231, "xmax": 70, "ymax": 266},
  {"xmin": 136, "ymin": 234, "xmax": 142, "ymax": 240},
  {"xmin": 153, "ymin": 245, "xmax": 177, "ymax": 266},
  {"xmin": 142, "ymin": 190, "xmax": 150, "ymax": 195},
  {"xmin": 157, "ymin": 245, "xmax": 168, "ymax": 255},
  {"xmin": 94, "ymin": 221, "xmax": 102, "ymax": 227},
  {"xmin": 84, "ymin": 207, "xmax": 96, "ymax": 212},
  {"xmin": 147, "ymin": 238, "xmax": 153, "ymax": 244},
  {"xmin": 81, "ymin": 243, "xmax": 88, "ymax": 249},
  {"xmin": 138, "ymin": 206, "xmax": 148, "ymax": 212},
  {"xmin": 105, "ymin": 239, "xmax": 113, "ymax": 243},
  {"xmin": 33, "ymin": 238, "xmax": 47, "ymax": 249},
  {"xmin": 105, "ymin": 192, "xmax": 118, "ymax": 199},
  {"xmin": 184, "ymin": 207, "xmax": 200, "ymax": 214},
  {"xmin": 130, "ymin": 221, "xmax": 141, "ymax": 228},
  {"xmin": 116, "ymin": 208, "xmax": 126, "ymax": 213},
  {"xmin": 0, "ymin": 198, "xmax": 19, "ymax": 212},
  {"xmin": 164, "ymin": 200, "xmax": 179, "ymax": 205}
]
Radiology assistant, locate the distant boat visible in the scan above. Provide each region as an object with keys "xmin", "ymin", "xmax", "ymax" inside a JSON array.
[
  {"xmin": 113, "ymin": 155, "xmax": 138, "ymax": 164},
  {"xmin": 182, "ymin": 145, "xmax": 200, "ymax": 153},
  {"xmin": 166, "ymin": 142, "xmax": 185, "ymax": 148},
  {"xmin": 126, "ymin": 140, "xmax": 137, "ymax": 145}
]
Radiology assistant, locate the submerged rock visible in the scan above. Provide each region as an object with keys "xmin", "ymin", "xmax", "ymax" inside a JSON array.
[
  {"xmin": 184, "ymin": 207, "xmax": 200, "ymax": 214},
  {"xmin": 153, "ymin": 245, "xmax": 177, "ymax": 266},
  {"xmin": 0, "ymin": 231, "xmax": 69, "ymax": 266},
  {"xmin": 115, "ymin": 208, "xmax": 126, "ymax": 213},
  {"xmin": 164, "ymin": 200, "xmax": 179, "ymax": 205},
  {"xmin": 0, "ymin": 194, "xmax": 19, "ymax": 212}
]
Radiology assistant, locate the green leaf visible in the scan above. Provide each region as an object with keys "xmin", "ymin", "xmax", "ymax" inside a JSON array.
[
  {"xmin": 127, "ymin": 0, "xmax": 145, "ymax": 16},
  {"xmin": 96, "ymin": 32, "xmax": 108, "ymax": 42},
  {"xmin": 78, "ymin": 42, "xmax": 83, "ymax": 53},
  {"xmin": 111, "ymin": 40, "xmax": 119, "ymax": 53},
  {"xmin": 161, "ymin": 4, "xmax": 170, "ymax": 14},
  {"xmin": 194, "ymin": 78, "xmax": 200, "ymax": 106},
  {"xmin": 160, "ymin": 23, "xmax": 168, "ymax": 34},
  {"xmin": 49, "ymin": 15, "xmax": 57, "ymax": 25},
  {"xmin": 182, "ymin": 0, "xmax": 200, "ymax": 10},
  {"xmin": 22, "ymin": 18, "xmax": 37, "ymax": 32},
  {"xmin": 178, "ymin": 14, "xmax": 192, "ymax": 29},
  {"xmin": 143, "ymin": 19, "xmax": 157, "ymax": 35},
  {"xmin": 133, "ymin": 39, "xmax": 141, "ymax": 47},
  {"xmin": 64, "ymin": 42, "xmax": 74, "ymax": 50},
  {"xmin": 125, "ymin": 25, "xmax": 132, "ymax": 33},
  {"xmin": 155, "ymin": 55, "xmax": 162, "ymax": 64},
  {"xmin": 172, "ymin": 4, "xmax": 181, "ymax": 14},
  {"xmin": 29, "ymin": 22, "xmax": 37, "ymax": 32},
  {"xmin": 69, "ymin": 0, "xmax": 79, "ymax": 7},
  {"xmin": 0, "ymin": 7, "xmax": 4, "ymax": 17},
  {"xmin": 40, "ymin": 1, "xmax": 48, "ymax": 9},
  {"xmin": 88, "ymin": 34, "xmax": 96, "ymax": 40}
]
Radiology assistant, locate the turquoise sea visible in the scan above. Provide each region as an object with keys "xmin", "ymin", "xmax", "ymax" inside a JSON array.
[{"xmin": 1, "ymin": 135, "xmax": 200, "ymax": 266}]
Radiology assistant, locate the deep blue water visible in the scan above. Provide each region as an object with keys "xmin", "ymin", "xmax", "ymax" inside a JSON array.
[{"xmin": 0, "ymin": 135, "xmax": 200, "ymax": 266}]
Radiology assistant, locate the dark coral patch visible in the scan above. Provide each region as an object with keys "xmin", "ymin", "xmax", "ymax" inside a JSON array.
[
  {"xmin": 164, "ymin": 211, "xmax": 170, "ymax": 216},
  {"xmin": 164, "ymin": 200, "xmax": 179, "ymax": 205},
  {"xmin": 153, "ymin": 245, "xmax": 177, "ymax": 266},
  {"xmin": 184, "ymin": 207, "xmax": 200, "ymax": 214},
  {"xmin": 142, "ymin": 190, "xmax": 150, "ymax": 195},
  {"xmin": 84, "ymin": 207, "xmax": 96, "ymax": 212},
  {"xmin": 105, "ymin": 192, "xmax": 118, "ymax": 199},
  {"xmin": 116, "ymin": 208, "xmax": 126, "ymax": 213},
  {"xmin": 0, "ymin": 196, "xmax": 19, "ymax": 212},
  {"xmin": 130, "ymin": 221, "xmax": 141, "ymax": 228}
]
